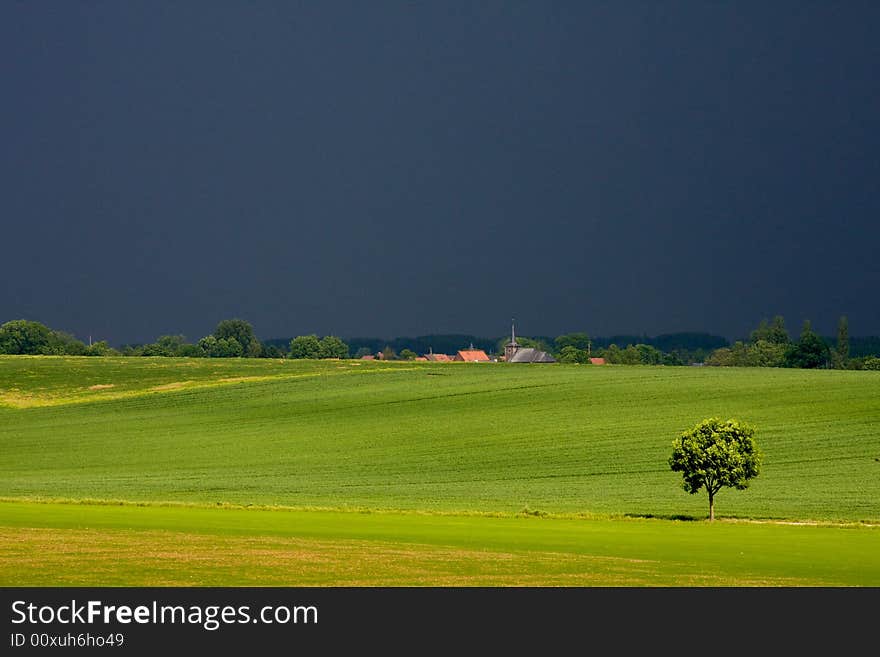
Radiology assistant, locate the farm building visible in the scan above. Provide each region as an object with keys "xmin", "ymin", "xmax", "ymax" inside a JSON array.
[
  {"xmin": 425, "ymin": 352, "xmax": 452, "ymax": 362},
  {"xmin": 590, "ymin": 357, "xmax": 605, "ymax": 365},
  {"xmin": 507, "ymin": 347, "xmax": 556, "ymax": 363},
  {"xmin": 455, "ymin": 348, "xmax": 490, "ymax": 362}
]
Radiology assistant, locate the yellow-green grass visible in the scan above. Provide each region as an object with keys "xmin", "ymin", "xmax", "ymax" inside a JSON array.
[
  {"xmin": 1, "ymin": 501, "xmax": 877, "ymax": 586},
  {"xmin": 2, "ymin": 356, "xmax": 879, "ymax": 586},
  {"xmin": 0, "ymin": 355, "xmax": 392, "ymax": 408},
  {"xmin": 1, "ymin": 356, "xmax": 878, "ymax": 521}
]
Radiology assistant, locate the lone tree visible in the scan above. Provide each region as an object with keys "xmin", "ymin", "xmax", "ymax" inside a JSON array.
[{"xmin": 669, "ymin": 418, "xmax": 762, "ymax": 521}]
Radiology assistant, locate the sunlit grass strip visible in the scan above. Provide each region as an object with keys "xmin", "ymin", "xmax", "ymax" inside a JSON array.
[
  {"xmin": 1, "ymin": 501, "xmax": 878, "ymax": 586},
  {"xmin": 0, "ymin": 496, "xmax": 875, "ymax": 528}
]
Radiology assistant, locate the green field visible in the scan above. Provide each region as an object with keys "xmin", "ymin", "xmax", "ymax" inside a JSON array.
[
  {"xmin": 2, "ymin": 501, "xmax": 878, "ymax": 586},
  {"xmin": 1, "ymin": 356, "xmax": 879, "ymax": 585}
]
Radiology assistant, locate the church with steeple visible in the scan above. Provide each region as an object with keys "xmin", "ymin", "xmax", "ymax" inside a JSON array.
[
  {"xmin": 504, "ymin": 320, "xmax": 520, "ymax": 361},
  {"xmin": 503, "ymin": 320, "xmax": 556, "ymax": 363}
]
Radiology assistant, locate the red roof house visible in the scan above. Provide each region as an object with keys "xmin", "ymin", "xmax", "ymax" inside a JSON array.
[{"xmin": 455, "ymin": 349, "xmax": 490, "ymax": 362}]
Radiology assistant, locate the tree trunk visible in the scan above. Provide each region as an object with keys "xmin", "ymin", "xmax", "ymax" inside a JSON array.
[{"xmin": 708, "ymin": 491, "xmax": 715, "ymax": 521}]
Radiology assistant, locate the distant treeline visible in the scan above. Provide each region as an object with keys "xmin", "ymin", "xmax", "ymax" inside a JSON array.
[
  {"xmin": 269, "ymin": 335, "xmax": 501, "ymax": 359},
  {"xmin": 704, "ymin": 315, "xmax": 880, "ymax": 370},
  {"xmin": 841, "ymin": 336, "xmax": 880, "ymax": 358},
  {"xmin": 2, "ymin": 316, "xmax": 879, "ymax": 370}
]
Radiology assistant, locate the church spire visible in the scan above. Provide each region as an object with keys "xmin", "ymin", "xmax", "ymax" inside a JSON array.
[{"xmin": 504, "ymin": 318, "xmax": 519, "ymax": 361}]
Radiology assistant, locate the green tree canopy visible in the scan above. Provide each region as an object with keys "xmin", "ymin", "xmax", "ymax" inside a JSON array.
[
  {"xmin": 177, "ymin": 343, "xmax": 204, "ymax": 358},
  {"xmin": 289, "ymin": 335, "xmax": 322, "ymax": 359},
  {"xmin": 45, "ymin": 330, "xmax": 87, "ymax": 356},
  {"xmin": 197, "ymin": 335, "xmax": 242, "ymax": 357},
  {"xmin": 704, "ymin": 347, "xmax": 733, "ymax": 367},
  {"xmin": 197, "ymin": 335, "xmax": 219, "ymax": 356},
  {"xmin": 768, "ymin": 315, "xmax": 791, "ymax": 344},
  {"xmin": 142, "ymin": 334, "xmax": 188, "ymax": 357},
  {"xmin": 669, "ymin": 417, "xmax": 762, "ymax": 521},
  {"xmin": 0, "ymin": 320, "xmax": 53, "ymax": 354},
  {"xmin": 620, "ymin": 345, "xmax": 641, "ymax": 364},
  {"xmin": 554, "ymin": 332, "xmax": 591, "ymax": 353},
  {"xmin": 834, "ymin": 315, "xmax": 849, "ymax": 369},
  {"xmin": 749, "ymin": 319, "xmax": 770, "ymax": 344},
  {"xmin": 751, "ymin": 315, "xmax": 791, "ymax": 345},
  {"xmin": 784, "ymin": 320, "xmax": 829, "ymax": 369},
  {"xmin": 603, "ymin": 344, "xmax": 621, "ymax": 363},
  {"xmin": 85, "ymin": 341, "xmax": 118, "ymax": 356},
  {"xmin": 214, "ymin": 319, "xmax": 261, "ymax": 357},
  {"xmin": 750, "ymin": 340, "xmax": 787, "ymax": 367},
  {"xmin": 259, "ymin": 343, "xmax": 285, "ymax": 359},
  {"xmin": 634, "ymin": 344, "xmax": 663, "ymax": 365},
  {"xmin": 319, "ymin": 335, "xmax": 350, "ymax": 359},
  {"xmin": 557, "ymin": 345, "xmax": 589, "ymax": 363}
]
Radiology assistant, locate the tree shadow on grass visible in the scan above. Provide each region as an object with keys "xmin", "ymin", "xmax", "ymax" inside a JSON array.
[{"xmin": 623, "ymin": 513, "xmax": 700, "ymax": 521}]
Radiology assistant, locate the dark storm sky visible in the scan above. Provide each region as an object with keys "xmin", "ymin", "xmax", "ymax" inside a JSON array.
[{"xmin": 2, "ymin": 2, "xmax": 879, "ymax": 345}]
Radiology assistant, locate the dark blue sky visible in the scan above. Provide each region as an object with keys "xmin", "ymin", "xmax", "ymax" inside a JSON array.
[{"xmin": 2, "ymin": 2, "xmax": 879, "ymax": 344}]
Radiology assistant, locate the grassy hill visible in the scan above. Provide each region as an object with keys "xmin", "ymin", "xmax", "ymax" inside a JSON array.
[
  {"xmin": 2, "ymin": 356, "xmax": 878, "ymax": 586},
  {"xmin": 2, "ymin": 356, "xmax": 878, "ymax": 521}
]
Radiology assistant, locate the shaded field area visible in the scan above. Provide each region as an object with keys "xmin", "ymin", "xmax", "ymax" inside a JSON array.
[
  {"xmin": 1, "ymin": 502, "xmax": 878, "ymax": 586},
  {"xmin": 1, "ymin": 356, "xmax": 879, "ymax": 521}
]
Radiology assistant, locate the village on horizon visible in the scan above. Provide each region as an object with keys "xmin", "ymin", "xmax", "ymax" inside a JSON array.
[{"xmin": 359, "ymin": 322, "xmax": 605, "ymax": 365}]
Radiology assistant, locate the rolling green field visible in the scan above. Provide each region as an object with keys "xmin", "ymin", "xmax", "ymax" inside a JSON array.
[{"xmin": 1, "ymin": 356, "xmax": 879, "ymax": 585}]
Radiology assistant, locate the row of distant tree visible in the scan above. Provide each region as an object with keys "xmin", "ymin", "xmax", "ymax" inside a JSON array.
[
  {"xmin": 0, "ymin": 317, "xmax": 358, "ymax": 363},
  {"xmin": 0, "ymin": 318, "xmax": 344, "ymax": 361},
  {"xmin": 1, "ymin": 316, "xmax": 879, "ymax": 370},
  {"xmin": 705, "ymin": 315, "xmax": 880, "ymax": 370}
]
